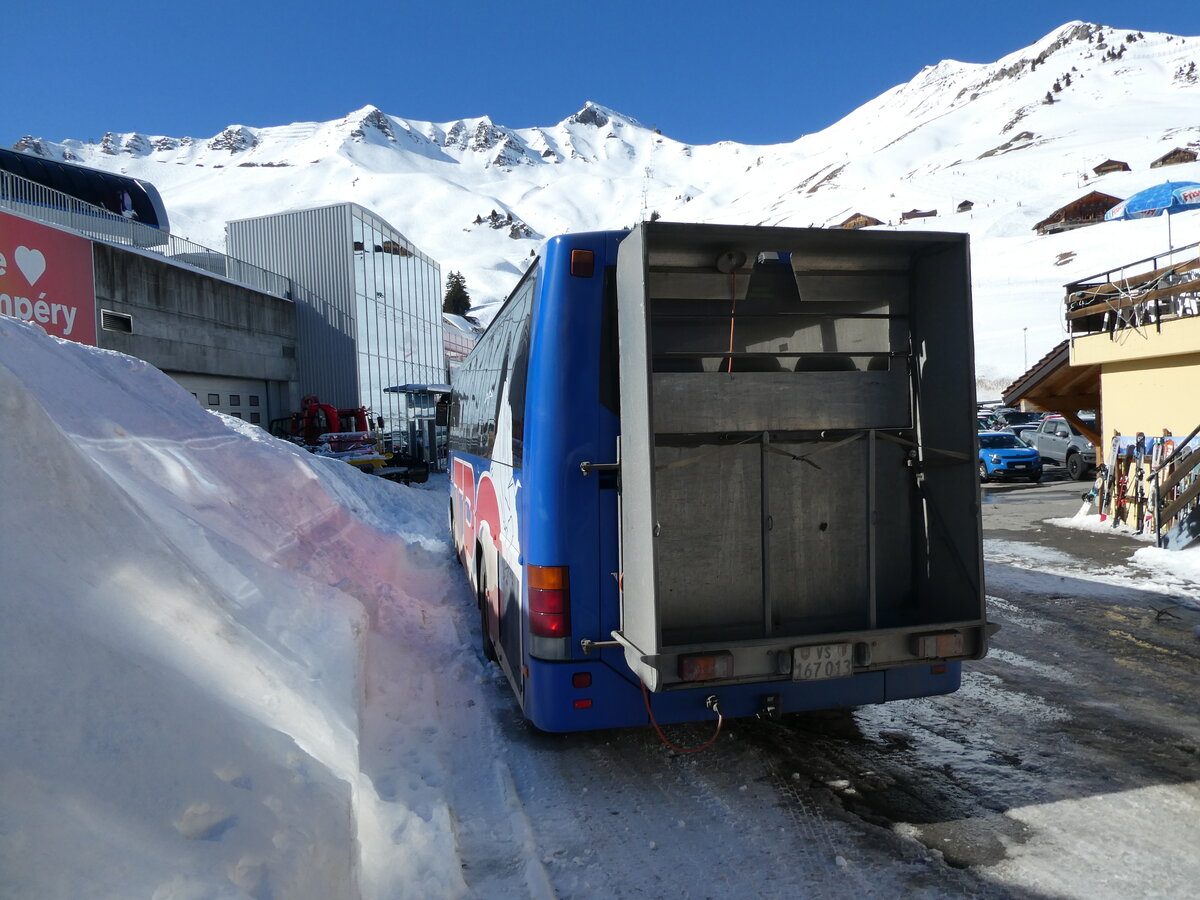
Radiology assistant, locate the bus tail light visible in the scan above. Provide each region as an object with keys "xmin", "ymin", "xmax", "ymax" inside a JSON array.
[
  {"xmin": 529, "ymin": 565, "xmax": 570, "ymax": 638},
  {"xmin": 570, "ymin": 249, "xmax": 595, "ymax": 277}
]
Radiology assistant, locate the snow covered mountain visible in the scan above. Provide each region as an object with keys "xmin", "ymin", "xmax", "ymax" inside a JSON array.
[{"xmin": 12, "ymin": 21, "xmax": 1200, "ymax": 385}]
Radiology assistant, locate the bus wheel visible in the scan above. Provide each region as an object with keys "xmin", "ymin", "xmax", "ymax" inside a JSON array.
[{"xmin": 478, "ymin": 566, "xmax": 497, "ymax": 662}]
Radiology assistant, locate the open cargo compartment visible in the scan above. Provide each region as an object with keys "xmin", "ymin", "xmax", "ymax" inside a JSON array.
[{"xmin": 613, "ymin": 222, "xmax": 987, "ymax": 691}]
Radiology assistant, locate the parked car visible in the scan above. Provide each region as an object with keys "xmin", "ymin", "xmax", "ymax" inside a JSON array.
[
  {"xmin": 1030, "ymin": 415, "xmax": 1097, "ymax": 480},
  {"xmin": 987, "ymin": 409, "xmax": 1043, "ymax": 433},
  {"xmin": 978, "ymin": 431, "xmax": 1043, "ymax": 482}
]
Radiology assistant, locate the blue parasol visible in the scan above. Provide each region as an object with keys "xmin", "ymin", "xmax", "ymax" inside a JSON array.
[{"xmin": 1105, "ymin": 181, "xmax": 1200, "ymax": 220}]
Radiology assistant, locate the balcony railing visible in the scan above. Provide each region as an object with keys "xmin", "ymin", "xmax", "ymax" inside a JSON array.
[
  {"xmin": 1064, "ymin": 240, "xmax": 1200, "ymax": 339},
  {"xmin": 1, "ymin": 168, "xmax": 291, "ymax": 299}
]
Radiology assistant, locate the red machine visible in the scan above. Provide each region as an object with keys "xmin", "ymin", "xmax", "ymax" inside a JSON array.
[{"xmin": 269, "ymin": 395, "xmax": 428, "ymax": 484}]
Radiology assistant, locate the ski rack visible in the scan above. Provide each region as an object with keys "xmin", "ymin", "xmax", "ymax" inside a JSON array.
[{"xmin": 1150, "ymin": 422, "xmax": 1200, "ymax": 549}]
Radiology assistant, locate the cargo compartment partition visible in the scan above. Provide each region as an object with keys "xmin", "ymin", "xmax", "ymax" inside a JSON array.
[{"xmin": 612, "ymin": 223, "xmax": 985, "ymax": 690}]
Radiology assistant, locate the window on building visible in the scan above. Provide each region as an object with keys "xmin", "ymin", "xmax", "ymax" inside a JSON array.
[
  {"xmin": 250, "ymin": 412, "xmax": 261, "ymax": 424},
  {"xmin": 229, "ymin": 394, "xmax": 241, "ymax": 407},
  {"xmin": 230, "ymin": 412, "xmax": 243, "ymax": 419},
  {"xmin": 207, "ymin": 393, "xmax": 220, "ymax": 406},
  {"xmin": 249, "ymin": 395, "xmax": 260, "ymax": 407}
]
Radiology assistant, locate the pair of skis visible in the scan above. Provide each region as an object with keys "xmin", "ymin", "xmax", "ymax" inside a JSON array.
[{"xmin": 1096, "ymin": 433, "xmax": 1142, "ymax": 528}]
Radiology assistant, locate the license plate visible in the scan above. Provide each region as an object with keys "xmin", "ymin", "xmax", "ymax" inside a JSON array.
[
  {"xmin": 792, "ymin": 643, "xmax": 854, "ymax": 681},
  {"xmin": 1011, "ymin": 462, "xmax": 1028, "ymax": 469}
]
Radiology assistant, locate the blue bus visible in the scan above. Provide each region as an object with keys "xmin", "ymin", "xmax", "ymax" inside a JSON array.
[{"xmin": 449, "ymin": 223, "xmax": 989, "ymax": 733}]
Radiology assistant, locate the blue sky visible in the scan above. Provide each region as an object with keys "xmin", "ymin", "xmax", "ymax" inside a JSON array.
[{"xmin": 5, "ymin": 1, "xmax": 1197, "ymax": 148}]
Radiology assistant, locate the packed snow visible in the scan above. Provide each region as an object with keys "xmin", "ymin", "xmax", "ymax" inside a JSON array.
[
  {"xmin": 0, "ymin": 317, "xmax": 470, "ymax": 898},
  {"xmin": 4, "ymin": 299, "xmax": 1199, "ymax": 898}
]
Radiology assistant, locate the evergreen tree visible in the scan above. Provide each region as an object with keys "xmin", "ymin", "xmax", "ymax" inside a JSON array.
[{"xmin": 443, "ymin": 271, "xmax": 472, "ymax": 316}]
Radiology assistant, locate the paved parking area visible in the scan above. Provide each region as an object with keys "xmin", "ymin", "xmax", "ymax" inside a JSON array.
[{"xmin": 980, "ymin": 464, "xmax": 1150, "ymax": 566}]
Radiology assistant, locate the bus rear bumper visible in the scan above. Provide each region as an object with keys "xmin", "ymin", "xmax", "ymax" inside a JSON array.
[{"xmin": 521, "ymin": 656, "xmax": 961, "ymax": 733}]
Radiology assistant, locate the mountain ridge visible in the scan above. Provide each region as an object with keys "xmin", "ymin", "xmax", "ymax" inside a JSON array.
[{"xmin": 10, "ymin": 21, "xmax": 1200, "ymax": 382}]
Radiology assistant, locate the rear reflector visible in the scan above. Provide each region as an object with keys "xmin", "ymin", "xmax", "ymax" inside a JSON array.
[
  {"xmin": 572, "ymin": 672, "xmax": 592, "ymax": 688},
  {"xmin": 931, "ymin": 664, "xmax": 948, "ymax": 675},
  {"xmin": 529, "ymin": 565, "xmax": 570, "ymax": 638},
  {"xmin": 573, "ymin": 698, "xmax": 593, "ymax": 710},
  {"xmin": 913, "ymin": 632, "xmax": 965, "ymax": 658},
  {"xmin": 678, "ymin": 651, "xmax": 734, "ymax": 682},
  {"xmin": 570, "ymin": 249, "xmax": 595, "ymax": 277}
]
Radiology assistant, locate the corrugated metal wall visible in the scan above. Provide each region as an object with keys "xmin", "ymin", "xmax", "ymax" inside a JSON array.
[
  {"xmin": 228, "ymin": 205, "xmax": 360, "ymax": 409},
  {"xmin": 226, "ymin": 203, "xmax": 445, "ymax": 445}
]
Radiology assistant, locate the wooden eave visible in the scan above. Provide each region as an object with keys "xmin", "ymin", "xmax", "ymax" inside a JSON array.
[{"xmin": 1002, "ymin": 340, "xmax": 1101, "ymax": 444}]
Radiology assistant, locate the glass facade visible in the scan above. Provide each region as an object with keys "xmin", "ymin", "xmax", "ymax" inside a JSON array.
[
  {"xmin": 348, "ymin": 207, "xmax": 444, "ymax": 451},
  {"xmin": 226, "ymin": 202, "xmax": 445, "ymax": 461}
]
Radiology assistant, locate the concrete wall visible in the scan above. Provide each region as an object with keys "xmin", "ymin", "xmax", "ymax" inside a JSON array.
[{"xmin": 91, "ymin": 242, "xmax": 299, "ymax": 418}]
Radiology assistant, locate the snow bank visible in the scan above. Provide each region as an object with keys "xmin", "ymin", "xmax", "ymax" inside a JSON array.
[
  {"xmin": 1045, "ymin": 508, "xmax": 1200, "ymax": 610},
  {"xmin": 0, "ymin": 319, "xmax": 466, "ymax": 898}
]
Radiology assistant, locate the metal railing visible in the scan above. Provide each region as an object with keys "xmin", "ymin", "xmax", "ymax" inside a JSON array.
[
  {"xmin": 1151, "ymin": 424, "xmax": 1200, "ymax": 549},
  {"xmin": 443, "ymin": 327, "xmax": 477, "ymax": 362},
  {"xmin": 1065, "ymin": 240, "xmax": 1200, "ymax": 339},
  {"xmin": 0, "ymin": 168, "xmax": 291, "ymax": 298}
]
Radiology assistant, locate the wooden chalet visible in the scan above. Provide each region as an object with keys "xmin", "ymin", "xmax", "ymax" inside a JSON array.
[
  {"xmin": 837, "ymin": 212, "xmax": 883, "ymax": 230},
  {"xmin": 1032, "ymin": 191, "xmax": 1122, "ymax": 235},
  {"xmin": 956, "ymin": 200, "xmax": 974, "ymax": 213},
  {"xmin": 899, "ymin": 209, "xmax": 936, "ymax": 223},
  {"xmin": 1150, "ymin": 147, "xmax": 1199, "ymax": 169},
  {"xmin": 1092, "ymin": 159, "xmax": 1131, "ymax": 176}
]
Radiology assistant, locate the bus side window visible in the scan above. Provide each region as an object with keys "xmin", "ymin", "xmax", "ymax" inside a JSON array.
[{"xmin": 506, "ymin": 276, "xmax": 536, "ymax": 467}]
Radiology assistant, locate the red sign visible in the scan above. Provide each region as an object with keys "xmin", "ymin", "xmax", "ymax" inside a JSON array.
[{"xmin": 0, "ymin": 211, "xmax": 97, "ymax": 345}]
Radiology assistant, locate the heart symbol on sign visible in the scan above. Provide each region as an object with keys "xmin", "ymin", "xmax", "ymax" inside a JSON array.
[{"xmin": 15, "ymin": 246, "xmax": 47, "ymax": 287}]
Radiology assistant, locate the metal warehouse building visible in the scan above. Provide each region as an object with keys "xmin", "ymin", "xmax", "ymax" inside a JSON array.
[{"xmin": 227, "ymin": 204, "xmax": 445, "ymax": 455}]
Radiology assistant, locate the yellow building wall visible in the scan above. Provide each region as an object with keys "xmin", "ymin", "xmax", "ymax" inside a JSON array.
[
  {"xmin": 1100, "ymin": 356, "xmax": 1200, "ymax": 439},
  {"xmin": 1072, "ymin": 318, "xmax": 1200, "ymax": 459}
]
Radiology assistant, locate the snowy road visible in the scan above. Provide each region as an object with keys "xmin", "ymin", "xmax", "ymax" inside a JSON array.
[
  {"xmin": 422, "ymin": 478, "xmax": 1200, "ymax": 899},
  {"xmin": 9, "ymin": 321, "xmax": 1197, "ymax": 898}
]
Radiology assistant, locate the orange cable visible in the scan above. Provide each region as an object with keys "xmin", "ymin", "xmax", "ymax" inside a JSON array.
[{"xmin": 640, "ymin": 680, "xmax": 723, "ymax": 754}]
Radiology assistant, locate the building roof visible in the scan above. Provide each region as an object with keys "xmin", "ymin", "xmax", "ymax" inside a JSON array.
[
  {"xmin": 837, "ymin": 212, "xmax": 883, "ymax": 229},
  {"xmin": 1032, "ymin": 191, "xmax": 1122, "ymax": 233},
  {"xmin": 1151, "ymin": 147, "xmax": 1199, "ymax": 167},
  {"xmin": 1002, "ymin": 339, "xmax": 1100, "ymax": 442}
]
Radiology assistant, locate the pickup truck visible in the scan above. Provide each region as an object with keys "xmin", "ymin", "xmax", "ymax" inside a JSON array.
[{"xmin": 1031, "ymin": 415, "xmax": 1096, "ymax": 480}]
